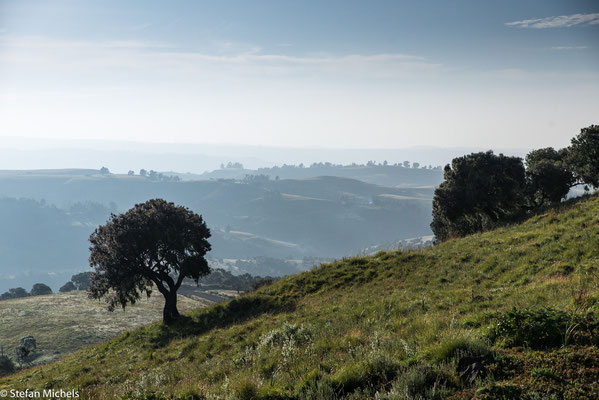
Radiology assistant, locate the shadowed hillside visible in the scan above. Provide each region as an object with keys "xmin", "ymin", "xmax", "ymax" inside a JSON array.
[{"xmin": 0, "ymin": 171, "xmax": 434, "ymax": 291}]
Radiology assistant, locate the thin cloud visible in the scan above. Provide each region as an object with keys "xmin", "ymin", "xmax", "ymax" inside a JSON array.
[
  {"xmin": 551, "ymin": 46, "xmax": 588, "ymax": 50},
  {"xmin": 505, "ymin": 13, "xmax": 599, "ymax": 29},
  {"xmin": 0, "ymin": 35, "xmax": 442, "ymax": 80}
]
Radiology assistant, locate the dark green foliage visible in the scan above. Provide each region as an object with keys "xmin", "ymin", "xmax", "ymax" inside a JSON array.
[
  {"xmin": 431, "ymin": 125, "xmax": 599, "ymax": 242},
  {"xmin": 88, "ymin": 199, "xmax": 211, "ymax": 323},
  {"xmin": 489, "ymin": 308, "xmax": 571, "ymax": 349},
  {"xmin": 0, "ymin": 355, "xmax": 15, "ymax": 376},
  {"xmin": 431, "ymin": 151, "xmax": 526, "ymax": 241},
  {"xmin": 59, "ymin": 281, "xmax": 76, "ymax": 293},
  {"xmin": 30, "ymin": 283, "xmax": 52, "ymax": 296},
  {"xmin": 71, "ymin": 272, "xmax": 91, "ymax": 290},
  {"xmin": 0, "ymin": 287, "xmax": 29, "ymax": 300},
  {"xmin": 525, "ymin": 147, "xmax": 574, "ymax": 207},
  {"xmin": 568, "ymin": 125, "xmax": 599, "ymax": 188},
  {"xmin": 198, "ymin": 268, "xmax": 276, "ymax": 292}
]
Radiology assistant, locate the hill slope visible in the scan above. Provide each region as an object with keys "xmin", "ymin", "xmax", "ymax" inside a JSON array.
[{"xmin": 2, "ymin": 195, "xmax": 599, "ymax": 399}]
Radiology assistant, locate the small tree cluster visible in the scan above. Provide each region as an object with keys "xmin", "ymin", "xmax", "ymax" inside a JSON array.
[
  {"xmin": 432, "ymin": 125, "xmax": 599, "ymax": 241},
  {"xmin": 0, "ymin": 287, "xmax": 29, "ymax": 300},
  {"xmin": 198, "ymin": 268, "xmax": 276, "ymax": 293},
  {"xmin": 0, "ymin": 284, "xmax": 52, "ymax": 301},
  {"xmin": 221, "ymin": 162, "xmax": 244, "ymax": 169},
  {"xmin": 59, "ymin": 272, "xmax": 92, "ymax": 293},
  {"xmin": 138, "ymin": 169, "xmax": 180, "ymax": 182}
]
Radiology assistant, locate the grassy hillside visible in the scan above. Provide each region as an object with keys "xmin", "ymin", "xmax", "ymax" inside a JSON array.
[{"xmin": 2, "ymin": 195, "xmax": 599, "ymax": 399}]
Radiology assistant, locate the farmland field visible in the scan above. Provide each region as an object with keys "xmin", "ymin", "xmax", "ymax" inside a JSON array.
[{"xmin": 0, "ymin": 290, "xmax": 212, "ymax": 366}]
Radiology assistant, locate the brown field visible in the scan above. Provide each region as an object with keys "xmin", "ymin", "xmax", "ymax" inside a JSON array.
[{"xmin": 0, "ymin": 290, "xmax": 211, "ymax": 366}]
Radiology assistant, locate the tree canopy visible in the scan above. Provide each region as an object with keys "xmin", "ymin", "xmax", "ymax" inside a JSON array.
[
  {"xmin": 568, "ymin": 125, "xmax": 599, "ymax": 189},
  {"xmin": 30, "ymin": 283, "xmax": 52, "ymax": 296},
  {"xmin": 88, "ymin": 198, "xmax": 211, "ymax": 323},
  {"xmin": 525, "ymin": 147, "xmax": 574, "ymax": 208},
  {"xmin": 431, "ymin": 151, "xmax": 526, "ymax": 241},
  {"xmin": 431, "ymin": 125, "xmax": 599, "ymax": 242}
]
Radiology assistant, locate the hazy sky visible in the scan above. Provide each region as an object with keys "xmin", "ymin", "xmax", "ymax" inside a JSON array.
[{"xmin": 0, "ymin": 0, "xmax": 598, "ymax": 149}]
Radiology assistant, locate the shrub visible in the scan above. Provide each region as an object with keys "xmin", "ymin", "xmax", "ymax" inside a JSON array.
[
  {"xmin": 0, "ymin": 355, "xmax": 15, "ymax": 376},
  {"xmin": 428, "ymin": 336, "xmax": 490, "ymax": 363},
  {"xmin": 59, "ymin": 281, "xmax": 77, "ymax": 293},
  {"xmin": 489, "ymin": 308, "xmax": 570, "ymax": 349},
  {"xmin": 30, "ymin": 283, "xmax": 52, "ymax": 296},
  {"xmin": 259, "ymin": 323, "xmax": 312, "ymax": 348},
  {"xmin": 232, "ymin": 378, "xmax": 259, "ymax": 400},
  {"xmin": 531, "ymin": 367, "xmax": 561, "ymax": 382},
  {"xmin": 296, "ymin": 373, "xmax": 337, "ymax": 400},
  {"xmin": 381, "ymin": 363, "xmax": 454, "ymax": 400},
  {"xmin": 0, "ymin": 287, "xmax": 29, "ymax": 300},
  {"xmin": 330, "ymin": 355, "xmax": 398, "ymax": 395}
]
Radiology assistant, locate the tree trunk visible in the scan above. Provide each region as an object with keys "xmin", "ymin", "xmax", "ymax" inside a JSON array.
[{"xmin": 162, "ymin": 290, "xmax": 180, "ymax": 324}]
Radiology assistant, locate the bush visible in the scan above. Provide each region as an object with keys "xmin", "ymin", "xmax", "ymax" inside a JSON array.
[
  {"xmin": 0, "ymin": 287, "xmax": 29, "ymax": 300},
  {"xmin": 489, "ymin": 308, "xmax": 570, "ymax": 349},
  {"xmin": 297, "ymin": 376, "xmax": 337, "ymax": 400},
  {"xmin": 0, "ymin": 355, "xmax": 15, "ymax": 376},
  {"xmin": 59, "ymin": 281, "xmax": 77, "ymax": 293},
  {"xmin": 381, "ymin": 363, "xmax": 454, "ymax": 400},
  {"xmin": 531, "ymin": 367, "xmax": 561, "ymax": 382},
  {"xmin": 30, "ymin": 283, "xmax": 52, "ymax": 296},
  {"xmin": 428, "ymin": 337, "xmax": 490, "ymax": 363},
  {"xmin": 330, "ymin": 355, "xmax": 398, "ymax": 395},
  {"xmin": 71, "ymin": 272, "xmax": 92, "ymax": 290},
  {"xmin": 259, "ymin": 323, "xmax": 312, "ymax": 348},
  {"xmin": 232, "ymin": 378, "xmax": 259, "ymax": 400}
]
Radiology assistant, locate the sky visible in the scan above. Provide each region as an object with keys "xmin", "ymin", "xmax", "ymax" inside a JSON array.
[{"xmin": 0, "ymin": 0, "xmax": 598, "ymax": 150}]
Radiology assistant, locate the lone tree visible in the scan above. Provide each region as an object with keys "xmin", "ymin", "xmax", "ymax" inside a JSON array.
[
  {"xmin": 30, "ymin": 283, "xmax": 52, "ymax": 296},
  {"xmin": 59, "ymin": 281, "xmax": 76, "ymax": 293},
  {"xmin": 88, "ymin": 199, "xmax": 211, "ymax": 323}
]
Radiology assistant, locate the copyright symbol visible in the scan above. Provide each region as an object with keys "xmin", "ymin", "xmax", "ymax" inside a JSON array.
[{"xmin": 0, "ymin": 389, "xmax": 7, "ymax": 397}]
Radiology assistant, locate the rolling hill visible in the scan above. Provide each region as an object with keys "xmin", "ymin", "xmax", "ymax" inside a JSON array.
[
  {"xmin": 2, "ymin": 195, "xmax": 598, "ymax": 399},
  {"xmin": 0, "ymin": 171, "xmax": 434, "ymax": 291}
]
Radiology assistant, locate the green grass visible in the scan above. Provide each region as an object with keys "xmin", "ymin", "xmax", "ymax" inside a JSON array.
[{"xmin": 2, "ymin": 194, "xmax": 599, "ymax": 399}]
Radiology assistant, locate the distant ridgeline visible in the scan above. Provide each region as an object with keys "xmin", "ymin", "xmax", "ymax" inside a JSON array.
[{"xmin": 187, "ymin": 161, "xmax": 444, "ymax": 187}]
